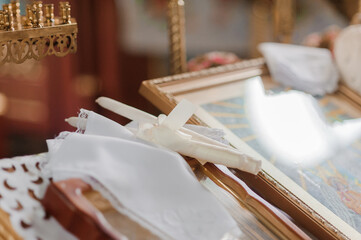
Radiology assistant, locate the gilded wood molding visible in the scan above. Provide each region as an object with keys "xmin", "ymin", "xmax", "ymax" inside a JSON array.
[{"xmin": 166, "ymin": 0, "xmax": 187, "ymax": 74}]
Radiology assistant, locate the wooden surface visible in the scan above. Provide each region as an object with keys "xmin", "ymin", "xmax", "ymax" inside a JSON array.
[
  {"xmin": 42, "ymin": 178, "xmax": 174, "ymax": 240},
  {"xmin": 41, "ymin": 178, "xmax": 125, "ymax": 240},
  {"xmin": 193, "ymin": 160, "xmax": 311, "ymax": 239},
  {"xmin": 0, "ymin": 209, "xmax": 21, "ymax": 240}
]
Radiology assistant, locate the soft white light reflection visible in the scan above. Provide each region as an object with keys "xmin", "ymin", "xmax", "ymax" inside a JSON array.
[{"xmin": 244, "ymin": 78, "xmax": 361, "ymax": 167}]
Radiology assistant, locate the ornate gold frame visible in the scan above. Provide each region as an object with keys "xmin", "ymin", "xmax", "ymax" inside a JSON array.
[{"xmin": 140, "ymin": 58, "xmax": 361, "ymax": 240}]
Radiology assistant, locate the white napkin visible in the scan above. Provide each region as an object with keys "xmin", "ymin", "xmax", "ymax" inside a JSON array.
[
  {"xmin": 47, "ymin": 110, "xmax": 241, "ymax": 240},
  {"xmin": 259, "ymin": 42, "xmax": 339, "ymax": 96}
]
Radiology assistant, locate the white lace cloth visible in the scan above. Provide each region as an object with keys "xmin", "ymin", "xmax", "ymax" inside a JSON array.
[
  {"xmin": 46, "ymin": 110, "xmax": 241, "ymax": 240},
  {"xmin": 0, "ymin": 154, "xmax": 76, "ymax": 240}
]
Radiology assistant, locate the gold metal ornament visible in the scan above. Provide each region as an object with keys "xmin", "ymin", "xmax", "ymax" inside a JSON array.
[
  {"xmin": 25, "ymin": 4, "xmax": 33, "ymax": 29},
  {"xmin": 59, "ymin": 2, "xmax": 71, "ymax": 24},
  {"xmin": 32, "ymin": 1, "xmax": 43, "ymax": 28},
  {"xmin": 166, "ymin": 0, "xmax": 187, "ymax": 74},
  {"xmin": 0, "ymin": 23, "xmax": 77, "ymax": 65},
  {"xmin": 0, "ymin": 1, "xmax": 78, "ymax": 65},
  {"xmin": 10, "ymin": 1, "xmax": 21, "ymax": 30},
  {"xmin": 3, "ymin": 4, "xmax": 15, "ymax": 31},
  {"xmin": 0, "ymin": 11, "xmax": 4, "ymax": 31},
  {"xmin": 44, "ymin": 4, "xmax": 54, "ymax": 26}
]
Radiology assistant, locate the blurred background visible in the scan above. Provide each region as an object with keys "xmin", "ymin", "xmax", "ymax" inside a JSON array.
[{"xmin": 0, "ymin": 0, "xmax": 359, "ymax": 158}]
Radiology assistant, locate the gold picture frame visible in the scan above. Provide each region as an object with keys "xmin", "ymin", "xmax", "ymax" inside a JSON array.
[{"xmin": 140, "ymin": 58, "xmax": 361, "ymax": 240}]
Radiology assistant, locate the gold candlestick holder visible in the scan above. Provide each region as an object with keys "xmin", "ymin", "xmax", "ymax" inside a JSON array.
[{"xmin": 0, "ymin": 0, "xmax": 77, "ymax": 65}]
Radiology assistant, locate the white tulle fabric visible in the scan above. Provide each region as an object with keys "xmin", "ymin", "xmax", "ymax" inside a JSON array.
[{"xmin": 46, "ymin": 110, "xmax": 240, "ymax": 240}]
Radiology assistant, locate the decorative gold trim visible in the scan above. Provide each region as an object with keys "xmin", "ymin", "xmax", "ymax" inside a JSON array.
[
  {"xmin": 166, "ymin": 0, "xmax": 187, "ymax": 74},
  {"xmin": 0, "ymin": 23, "xmax": 77, "ymax": 65},
  {"xmin": 151, "ymin": 58, "xmax": 265, "ymax": 85},
  {"xmin": 258, "ymin": 170, "xmax": 348, "ymax": 240}
]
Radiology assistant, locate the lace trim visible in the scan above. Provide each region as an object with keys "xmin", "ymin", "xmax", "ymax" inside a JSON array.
[
  {"xmin": 76, "ymin": 109, "xmax": 89, "ymax": 134},
  {"xmin": 0, "ymin": 154, "xmax": 75, "ymax": 240},
  {"xmin": 55, "ymin": 131, "xmax": 71, "ymax": 140}
]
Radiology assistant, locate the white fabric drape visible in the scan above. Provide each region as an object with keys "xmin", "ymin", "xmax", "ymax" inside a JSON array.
[{"xmin": 46, "ymin": 110, "xmax": 240, "ymax": 240}]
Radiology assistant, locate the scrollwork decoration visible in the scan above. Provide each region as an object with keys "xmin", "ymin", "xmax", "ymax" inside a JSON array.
[{"xmin": 0, "ymin": 24, "xmax": 77, "ymax": 65}]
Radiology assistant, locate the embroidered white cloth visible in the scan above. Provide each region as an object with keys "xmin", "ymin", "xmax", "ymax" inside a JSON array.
[
  {"xmin": 259, "ymin": 43, "xmax": 339, "ymax": 96},
  {"xmin": 46, "ymin": 110, "xmax": 241, "ymax": 240}
]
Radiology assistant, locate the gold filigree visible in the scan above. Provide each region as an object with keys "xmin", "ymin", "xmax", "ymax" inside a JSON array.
[{"xmin": 0, "ymin": 23, "xmax": 77, "ymax": 65}]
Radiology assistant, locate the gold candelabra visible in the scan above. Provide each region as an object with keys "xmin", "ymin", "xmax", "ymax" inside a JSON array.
[{"xmin": 0, "ymin": 0, "xmax": 77, "ymax": 65}]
